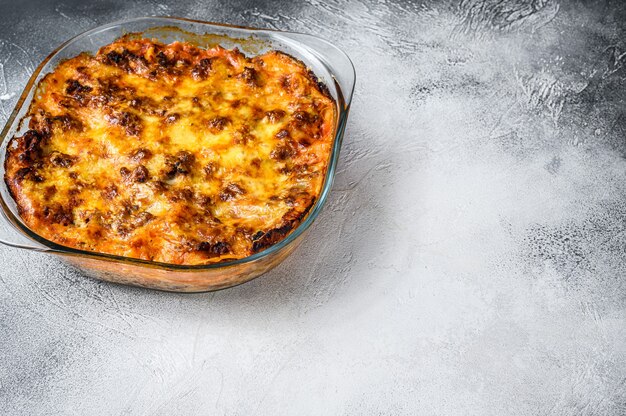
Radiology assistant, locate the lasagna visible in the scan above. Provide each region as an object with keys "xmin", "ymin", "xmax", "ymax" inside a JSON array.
[{"xmin": 4, "ymin": 36, "xmax": 336, "ymax": 265}]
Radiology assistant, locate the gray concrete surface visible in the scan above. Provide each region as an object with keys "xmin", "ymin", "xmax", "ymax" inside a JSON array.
[{"xmin": 1, "ymin": 0, "xmax": 626, "ymax": 414}]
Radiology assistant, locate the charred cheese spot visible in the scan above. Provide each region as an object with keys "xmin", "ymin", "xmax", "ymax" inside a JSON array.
[{"xmin": 4, "ymin": 36, "xmax": 336, "ymax": 265}]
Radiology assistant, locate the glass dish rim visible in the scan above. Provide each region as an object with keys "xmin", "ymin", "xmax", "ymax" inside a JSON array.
[{"xmin": 0, "ymin": 15, "xmax": 355, "ymax": 271}]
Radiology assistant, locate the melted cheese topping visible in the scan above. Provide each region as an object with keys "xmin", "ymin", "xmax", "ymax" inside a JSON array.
[{"xmin": 4, "ymin": 36, "xmax": 336, "ymax": 264}]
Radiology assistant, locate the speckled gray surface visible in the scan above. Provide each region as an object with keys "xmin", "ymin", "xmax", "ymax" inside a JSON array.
[{"xmin": 1, "ymin": 0, "xmax": 626, "ymax": 414}]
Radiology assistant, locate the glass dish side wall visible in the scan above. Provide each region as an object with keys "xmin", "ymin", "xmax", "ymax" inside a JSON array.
[
  {"xmin": 0, "ymin": 17, "xmax": 355, "ymax": 292},
  {"xmin": 65, "ymin": 227, "xmax": 310, "ymax": 292}
]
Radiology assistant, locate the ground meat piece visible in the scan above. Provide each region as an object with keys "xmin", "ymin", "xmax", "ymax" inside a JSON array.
[
  {"xmin": 43, "ymin": 185, "xmax": 57, "ymax": 200},
  {"xmin": 156, "ymin": 51, "xmax": 173, "ymax": 68},
  {"xmin": 105, "ymin": 111, "xmax": 142, "ymax": 136},
  {"xmin": 14, "ymin": 167, "xmax": 32, "ymax": 182},
  {"xmin": 265, "ymin": 110, "xmax": 285, "ymax": 123},
  {"xmin": 64, "ymin": 79, "xmax": 93, "ymax": 105},
  {"xmin": 164, "ymin": 151, "xmax": 195, "ymax": 178},
  {"xmin": 207, "ymin": 116, "xmax": 229, "ymax": 133},
  {"xmin": 103, "ymin": 49, "xmax": 149, "ymax": 74},
  {"xmin": 132, "ymin": 165, "xmax": 149, "ymax": 183},
  {"xmin": 239, "ymin": 67, "xmax": 259, "ymax": 87},
  {"xmin": 42, "ymin": 204, "xmax": 73, "ymax": 226},
  {"xmin": 132, "ymin": 211, "xmax": 154, "ymax": 228},
  {"xmin": 293, "ymin": 110, "xmax": 318, "ymax": 124},
  {"xmin": 101, "ymin": 184, "xmax": 118, "ymax": 200},
  {"xmin": 65, "ymin": 79, "xmax": 92, "ymax": 95},
  {"xmin": 51, "ymin": 114, "xmax": 84, "ymax": 131},
  {"xmin": 219, "ymin": 183, "xmax": 246, "ymax": 201},
  {"xmin": 129, "ymin": 148, "xmax": 152, "ymax": 162},
  {"xmin": 13, "ymin": 129, "xmax": 46, "ymax": 163},
  {"xmin": 191, "ymin": 58, "xmax": 212, "ymax": 80},
  {"xmin": 165, "ymin": 113, "xmax": 180, "ymax": 124},
  {"xmin": 251, "ymin": 223, "xmax": 293, "ymax": 252},
  {"xmin": 270, "ymin": 144, "xmax": 295, "ymax": 161},
  {"xmin": 168, "ymin": 187, "xmax": 194, "ymax": 202},
  {"xmin": 49, "ymin": 151, "xmax": 76, "ymax": 168},
  {"xmin": 104, "ymin": 50, "xmax": 126, "ymax": 66},
  {"xmin": 275, "ymin": 129, "xmax": 289, "ymax": 139},
  {"xmin": 203, "ymin": 162, "xmax": 218, "ymax": 178},
  {"xmin": 197, "ymin": 241, "xmax": 230, "ymax": 256},
  {"xmin": 174, "ymin": 151, "xmax": 195, "ymax": 174}
]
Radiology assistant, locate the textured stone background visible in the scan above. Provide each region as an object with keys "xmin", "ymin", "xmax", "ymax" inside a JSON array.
[{"xmin": 1, "ymin": 0, "xmax": 626, "ymax": 414}]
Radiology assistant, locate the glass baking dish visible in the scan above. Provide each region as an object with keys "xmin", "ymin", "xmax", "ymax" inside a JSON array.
[{"xmin": 0, "ymin": 16, "xmax": 355, "ymax": 292}]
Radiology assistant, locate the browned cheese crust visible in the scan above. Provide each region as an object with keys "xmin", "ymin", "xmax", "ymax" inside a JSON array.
[{"xmin": 4, "ymin": 36, "xmax": 336, "ymax": 264}]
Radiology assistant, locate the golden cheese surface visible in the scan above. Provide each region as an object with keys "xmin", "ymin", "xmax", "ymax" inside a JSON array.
[{"xmin": 4, "ymin": 36, "xmax": 336, "ymax": 264}]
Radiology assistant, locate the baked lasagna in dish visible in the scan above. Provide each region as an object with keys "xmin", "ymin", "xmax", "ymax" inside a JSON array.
[{"xmin": 4, "ymin": 36, "xmax": 336, "ymax": 265}]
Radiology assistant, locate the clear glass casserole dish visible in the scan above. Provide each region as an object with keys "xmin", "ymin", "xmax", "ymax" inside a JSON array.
[{"xmin": 0, "ymin": 16, "xmax": 355, "ymax": 292}]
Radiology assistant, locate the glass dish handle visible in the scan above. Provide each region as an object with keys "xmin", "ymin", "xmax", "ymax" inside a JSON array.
[{"xmin": 0, "ymin": 210, "xmax": 49, "ymax": 251}]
